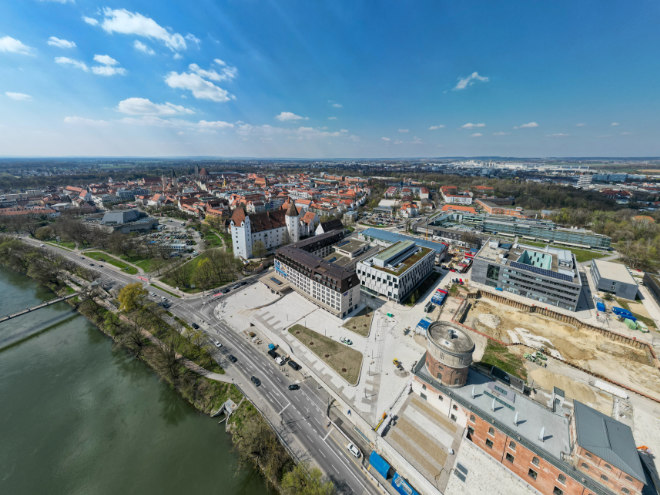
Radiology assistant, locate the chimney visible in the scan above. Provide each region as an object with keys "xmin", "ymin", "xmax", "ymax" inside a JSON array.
[{"xmin": 539, "ymin": 427, "xmax": 545, "ymax": 442}]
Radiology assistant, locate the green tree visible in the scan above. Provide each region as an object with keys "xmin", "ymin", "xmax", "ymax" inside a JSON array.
[
  {"xmin": 281, "ymin": 464, "xmax": 335, "ymax": 495},
  {"xmin": 117, "ymin": 282, "xmax": 148, "ymax": 312},
  {"xmin": 253, "ymin": 240, "xmax": 267, "ymax": 258}
]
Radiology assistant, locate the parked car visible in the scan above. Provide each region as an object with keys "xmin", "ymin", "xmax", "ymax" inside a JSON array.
[
  {"xmin": 191, "ymin": 323, "xmax": 200, "ymax": 329},
  {"xmin": 288, "ymin": 360, "xmax": 301, "ymax": 371},
  {"xmin": 228, "ymin": 354, "xmax": 237, "ymax": 363},
  {"xmin": 267, "ymin": 349, "xmax": 279, "ymax": 359},
  {"xmin": 288, "ymin": 384, "xmax": 300, "ymax": 391},
  {"xmin": 214, "ymin": 340, "xmax": 222, "ymax": 349},
  {"xmin": 250, "ymin": 376, "xmax": 261, "ymax": 386},
  {"xmin": 347, "ymin": 443, "xmax": 361, "ymax": 458}
]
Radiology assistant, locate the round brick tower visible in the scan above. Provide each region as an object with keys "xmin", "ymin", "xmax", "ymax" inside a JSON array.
[{"xmin": 425, "ymin": 321, "xmax": 474, "ymax": 387}]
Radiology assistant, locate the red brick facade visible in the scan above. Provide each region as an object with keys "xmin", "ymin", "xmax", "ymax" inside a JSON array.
[
  {"xmin": 575, "ymin": 446, "xmax": 643, "ymax": 495},
  {"xmin": 424, "ymin": 353, "xmax": 469, "ymax": 387}
]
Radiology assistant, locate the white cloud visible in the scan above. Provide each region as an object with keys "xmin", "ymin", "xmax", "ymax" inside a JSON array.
[
  {"xmin": 83, "ymin": 16, "xmax": 99, "ymax": 26},
  {"xmin": 547, "ymin": 132, "xmax": 569, "ymax": 137},
  {"xmin": 461, "ymin": 122, "xmax": 485, "ymax": 129},
  {"xmin": 188, "ymin": 61, "xmax": 237, "ymax": 82},
  {"xmin": 0, "ymin": 36, "xmax": 32, "ymax": 55},
  {"xmin": 328, "ymin": 116, "xmax": 337, "ymax": 120},
  {"xmin": 471, "ymin": 132, "xmax": 483, "ymax": 137},
  {"xmin": 454, "ymin": 71, "xmax": 489, "ymax": 90},
  {"xmin": 63, "ymin": 116, "xmax": 109, "ymax": 126},
  {"xmin": 428, "ymin": 124, "xmax": 445, "ymax": 130},
  {"xmin": 91, "ymin": 65, "xmax": 126, "ymax": 76},
  {"xmin": 133, "ymin": 40, "xmax": 155, "ymax": 55},
  {"xmin": 332, "ymin": 103, "xmax": 342, "ymax": 108},
  {"xmin": 197, "ymin": 120, "xmax": 233, "ymax": 129},
  {"xmin": 398, "ymin": 128, "xmax": 409, "ymax": 133},
  {"xmin": 611, "ymin": 122, "xmax": 620, "ymax": 126},
  {"xmin": 411, "ymin": 136, "xmax": 422, "ymax": 144},
  {"xmin": 381, "ymin": 137, "xmax": 391, "ymax": 142},
  {"xmin": 575, "ymin": 122, "xmax": 586, "ymax": 127},
  {"xmin": 55, "ymin": 56, "xmax": 88, "ymax": 71},
  {"xmin": 93, "ymin": 54, "xmax": 118, "ymax": 66},
  {"xmin": 493, "ymin": 131, "xmax": 509, "ymax": 136},
  {"xmin": 5, "ymin": 91, "xmax": 32, "ymax": 101},
  {"xmin": 620, "ymin": 131, "xmax": 632, "ymax": 136},
  {"xmin": 117, "ymin": 97, "xmax": 194, "ymax": 116},
  {"xmin": 93, "ymin": 8, "xmax": 191, "ymax": 51},
  {"xmin": 275, "ymin": 111, "xmax": 307, "ymax": 122},
  {"xmin": 165, "ymin": 71, "xmax": 233, "ymax": 102},
  {"xmin": 514, "ymin": 121, "xmax": 539, "ymax": 129},
  {"xmin": 47, "ymin": 36, "xmax": 76, "ymax": 49},
  {"xmin": 38, "ymin": 0, "xmax": 74, "ymax": 4}
]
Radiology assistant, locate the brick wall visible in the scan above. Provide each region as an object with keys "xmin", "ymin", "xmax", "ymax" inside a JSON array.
[{"xmin": 576, "ymin": 446, "xmax": 643, "ymax": 494}]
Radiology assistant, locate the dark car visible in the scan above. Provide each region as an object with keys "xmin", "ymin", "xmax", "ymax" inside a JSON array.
[
  {"xmin": 228, "ymin": 355, "xmax": 237, "ymax": 363},
  {"xmin": 191, "ymin": 323, "xmax": 200, "ymax": 329},
  {"xmin": 287, "ymin": 360, "xmax": 301, "ymax": 371},
  {"xmin": 267, "ymin": 349, "xmax": 279, "ymax": 359},
  {"xmin": 250, "ymin": 376, "xmax": 261, "ymax": 387},
  {"xmin": 288, "ymin": 384, "xmax": 300, "ymax": 391}
]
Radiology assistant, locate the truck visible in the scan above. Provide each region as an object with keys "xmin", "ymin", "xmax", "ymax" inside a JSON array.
[
  {"xmin": 431, "ymin": 288, "xmax": 448, "ymax": 306},
  {"xmin": 275, "ymin": 354, "xmax": 289, "ymax": 365}
]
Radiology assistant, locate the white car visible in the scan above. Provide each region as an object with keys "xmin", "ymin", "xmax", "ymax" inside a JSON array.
[
  {"xmin": 347, "ymin": 443, "xmax": 361, "ymax": 458},
  {"xmin": 214, "ymin": 340, "xmax": 223, "ymax": 348}
]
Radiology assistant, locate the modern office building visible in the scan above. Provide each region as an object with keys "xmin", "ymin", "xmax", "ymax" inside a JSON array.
[
  {"xmin": 100, "ymin": 209, "xmax": 158, "ymax": 233},
  {"xmin": 431, "ymin": 212, "xmax": 611, "ymax": 249},
  {"xmin": 358, "ymin": 227, "xmax": 447, "ymax": 262},
  {"xmin": 356, "ymin": 240, "xmax": 435, "ymax": 302},
  {"xmin": 274, "ymin": 230, "xmax": 360, "ymax": 317},
  {"xmin": 590, "ymin": 260, "xmax": 638, "ymax": 300},
  {"xmin": 471, "ymin": 240, "xmax": 583, "ymax": 311},
  {"xmin": 412, "ymin": 350, "xmax": 648, "ymax": 495}
]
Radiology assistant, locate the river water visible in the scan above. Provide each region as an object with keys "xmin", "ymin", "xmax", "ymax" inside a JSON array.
[{"xmin": 0, "ymin": 266, "xmax": 271, "ymax": 495}]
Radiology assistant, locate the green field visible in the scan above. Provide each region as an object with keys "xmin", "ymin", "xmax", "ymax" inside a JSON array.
[
  {"xmin": 151, "ymin": 283, "xmax": 181, "ymax": 298},
  {"xmin": 46, "ymin": 240, "xmax": 75, "ymax": 251},
  {"xmin": 480, "ymin": 341, "xmax": 527, "ymax": 380},
  {"xmin": 202, "ymin": 229, "xmax": 224, "ymax": 248},
  {"xmin": 84, "ymin": 251, "xmax": 139, "ymax": 274},
  {"xmin": 288, "ymin": 324, "xmax": 363, "ymax": 384}
]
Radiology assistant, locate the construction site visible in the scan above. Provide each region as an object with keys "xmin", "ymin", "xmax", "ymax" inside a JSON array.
[{"xmin": 458, "ymin": 296, "xmax": 660, "ymax": 403}]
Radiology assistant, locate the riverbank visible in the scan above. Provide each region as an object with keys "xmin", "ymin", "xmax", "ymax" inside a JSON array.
[{"xmin": 0, "ymin": 236, "xmax": 295, "ymax": 492}]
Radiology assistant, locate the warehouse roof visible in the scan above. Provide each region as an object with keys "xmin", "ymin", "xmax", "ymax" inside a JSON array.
[{"xmin": 592, "ymin": 259, "xmax": 637, "ymax": 285}]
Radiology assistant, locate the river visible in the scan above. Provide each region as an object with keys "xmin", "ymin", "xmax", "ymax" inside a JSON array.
[{"xmin": 0, "ymin": 266, "xmax": 272, "ymax": 495}]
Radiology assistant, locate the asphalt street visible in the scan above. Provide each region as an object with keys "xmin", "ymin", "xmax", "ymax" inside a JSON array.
[{"xmin": 23, "ymin": 238, "xmax": 376, "ymax": 494}]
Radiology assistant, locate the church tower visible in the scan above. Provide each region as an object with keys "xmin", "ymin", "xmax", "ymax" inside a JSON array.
[{"xmin": 285, "ymin": 200, "xmax": 300, "ymax": 243}]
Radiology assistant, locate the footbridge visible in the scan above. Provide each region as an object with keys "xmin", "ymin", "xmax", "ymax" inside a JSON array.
[{"xmin": 0, "ymin": 293, "xmax": 79, "ymax": 324}]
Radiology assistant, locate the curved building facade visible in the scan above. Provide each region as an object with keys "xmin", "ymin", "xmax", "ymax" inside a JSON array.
[{"xmin": 425, "ymin": 322, "xmax": 474, "ymax": 387}]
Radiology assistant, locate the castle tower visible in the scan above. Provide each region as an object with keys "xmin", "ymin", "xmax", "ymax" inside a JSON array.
[
  {"xmin": 285, "ymin": 200, "xmax": 300, "ymax": 243},
  {"xmin": 425, "ymin": 322, "xmax": 474, "ymax": 387}
]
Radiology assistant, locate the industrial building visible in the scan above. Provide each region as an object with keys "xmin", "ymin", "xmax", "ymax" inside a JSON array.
[
  {"xmin": 100, "ymin": 209, "xmax": 158, "ymax": 233},
  {"xmin": 274, "ymin": 230, "xmax": 360, "ymax": 317},
  {"xmin": 356, "ymin": 240, "xmax": 435, "ymax": 302},
  {"xmin": 412, "ymin": 322, "xmax": 649, "ymax": 495},
  {"xmin": 431, "ymin": 212, "xmax": 611, "ymax": 249},
  {"xmin": 590, "ymin": 259, "xmax": 638, "ymax": 300},
  {"xmin": 471, "ymin": 240, "xmax": 583, "ymax": 311}
]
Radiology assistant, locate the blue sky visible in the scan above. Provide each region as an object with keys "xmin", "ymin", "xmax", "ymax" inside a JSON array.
[{"xmin": 1, "ymin": 0, "xmax": 659, "ymax": 157}]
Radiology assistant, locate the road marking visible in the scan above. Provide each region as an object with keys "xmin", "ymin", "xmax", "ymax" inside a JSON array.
[
  {"xmin": 324, "ymin": 438, "xmax": 370, "ymax": 492},
  {"xmin": 330, "ymin": 463, "xmax": 339, "ymax": 472},
  {"xmin": 323, "ymin": 429, "xmax": 332, "ymax": 441},
  {"xmin": 279, "ymin": 403, "xmax": 290, "ymax": 415}
]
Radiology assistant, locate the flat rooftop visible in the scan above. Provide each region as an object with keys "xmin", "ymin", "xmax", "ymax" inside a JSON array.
[
  {"xmin": 477, "ymin": 240, "xmax": 579, "ymax": 283},
  {"xmin": 360, "ymin": 227, "xmax": 448, "ymax": 255},
  {"xmin": 416, "ymin": 361, "xmax": 571, "ymax": 459},
  {"xmin": 592, "ymin": 259, "xmax": 637, "ymax": 285}
]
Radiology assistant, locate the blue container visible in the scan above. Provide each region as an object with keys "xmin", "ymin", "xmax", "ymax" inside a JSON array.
[
  {"xmin": 391, "ymin": 472, "xmax": 419, "ymax": 495},
  {"xmin": 596, "ymin": 302, "xmax": 606, "ymax": 312}
]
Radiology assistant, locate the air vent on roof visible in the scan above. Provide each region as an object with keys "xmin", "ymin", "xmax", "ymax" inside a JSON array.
[
  {"xmin": 513, "ymin": 412, "xmax": 519, "ymax": 426},
  {"xmin": 539, "ymin": 426, "xmax": 545, "ymax": 442}
]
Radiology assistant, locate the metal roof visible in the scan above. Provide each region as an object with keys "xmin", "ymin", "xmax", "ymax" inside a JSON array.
[
  {"xmin": 574, "ymin": 400, "xmax": 645, "ymax": 481},
  {"xmin": 361, "ymin": 228, "xmax": 447, "ymax": 255}
]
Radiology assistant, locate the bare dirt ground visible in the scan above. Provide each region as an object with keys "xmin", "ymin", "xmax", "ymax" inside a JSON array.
[
  {"xmin": 528, "ymin": 367, "xmax": 613, "ymax": 414},
  {"xmin": 464, "ymin": 299, "xmax": 660, "ymax": 401}
]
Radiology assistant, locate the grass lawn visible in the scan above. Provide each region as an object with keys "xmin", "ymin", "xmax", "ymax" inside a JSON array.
[
  {"xmin": 45, "ymin": 240, "xmax": 75, "ymax": 251},
  {"xmin": 84, "ymin": 251, "xmax": 138, "ymax": 275},
  {"xmin": 480, "ymin": 341, "xmax": 527, "ymax": 380},
  {"xmin": 151, "ymin": 283, "xmax": 181, "ymax": 298},
  {"xmin": 203, "ymin": 229, "xmax": 224, "ymax": 248},
  {"xmin": 118, "ymin": 255, "xmax": 166, "ymax": 273},
  {"xmin": 288, "ymin": 324, "xmax": 363, "ymax": 385},
  {"xmin": 342, "ymin": 307, "xmax": 374, "ymax": 337}
]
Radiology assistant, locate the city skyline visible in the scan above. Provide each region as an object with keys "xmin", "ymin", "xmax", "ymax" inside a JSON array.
[{"xmin": 1, "ymin": 1, "xmax": 659, "ymax": 157}]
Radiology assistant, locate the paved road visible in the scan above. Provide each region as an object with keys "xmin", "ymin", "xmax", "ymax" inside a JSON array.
[{"xmin": 23, "ymin": 237, "xmax": 375, "ymax": 494}]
